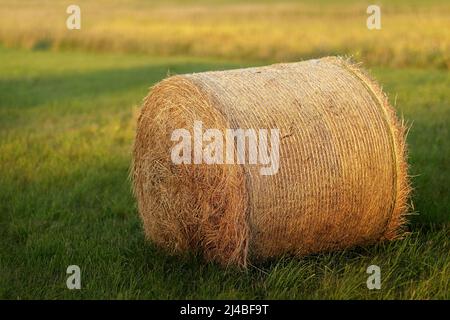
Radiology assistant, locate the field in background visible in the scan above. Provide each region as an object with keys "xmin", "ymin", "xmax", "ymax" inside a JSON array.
[
  {"xmin": 0, "ymin": 0, "xmax": 449, "ymax": 68},
  {"xmin": 0, "ymin": 0, "xmax": 449, "ymax": 299}
]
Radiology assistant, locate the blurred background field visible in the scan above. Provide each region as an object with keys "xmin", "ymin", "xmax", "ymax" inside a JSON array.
[
  {"xmin": 0, "ymin": 0, "xmax": 448, "ymax": 299},
  {"xmin": 1, "ymin": 0, "xmax": 449, "ymax": 68}
]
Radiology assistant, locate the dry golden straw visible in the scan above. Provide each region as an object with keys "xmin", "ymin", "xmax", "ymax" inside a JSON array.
[{"xmin": 132, "ymin": 57, "xmax": 410, "ymax": 268}]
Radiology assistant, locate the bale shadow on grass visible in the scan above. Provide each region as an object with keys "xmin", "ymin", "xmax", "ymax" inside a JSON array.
[{"xmin": 0, "ymin": 61, "xmax": 241, "ymax": 110}]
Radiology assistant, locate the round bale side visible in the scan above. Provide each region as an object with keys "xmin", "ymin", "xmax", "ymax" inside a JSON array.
[{"xmin": 132, "ymin": 57, "xmax": 410, "ymax": 268}]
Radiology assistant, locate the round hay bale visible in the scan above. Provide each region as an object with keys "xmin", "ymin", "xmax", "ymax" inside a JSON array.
[{"xmin": 132, "ymin": 57, "xmax": 410, "ymax": 268}]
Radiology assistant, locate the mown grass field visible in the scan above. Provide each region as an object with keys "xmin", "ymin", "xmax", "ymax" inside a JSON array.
[
  {"xmin": 0, "ymin": 0, "xmax": 449, "ymax": 299},
  {"xmin": 0, "ymin": 47, "xmax": 448, "ymax": 299}
]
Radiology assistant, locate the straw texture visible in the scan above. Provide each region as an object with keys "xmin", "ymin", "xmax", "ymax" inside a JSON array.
[{"xmin": 132, "ymin": 57, "xmax": 410, "ymax": 268}]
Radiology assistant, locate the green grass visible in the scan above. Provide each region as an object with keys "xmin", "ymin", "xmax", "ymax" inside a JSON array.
[{"xmin": 0, "ymin": 47, "xmax": 448, "ymax": 299}]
